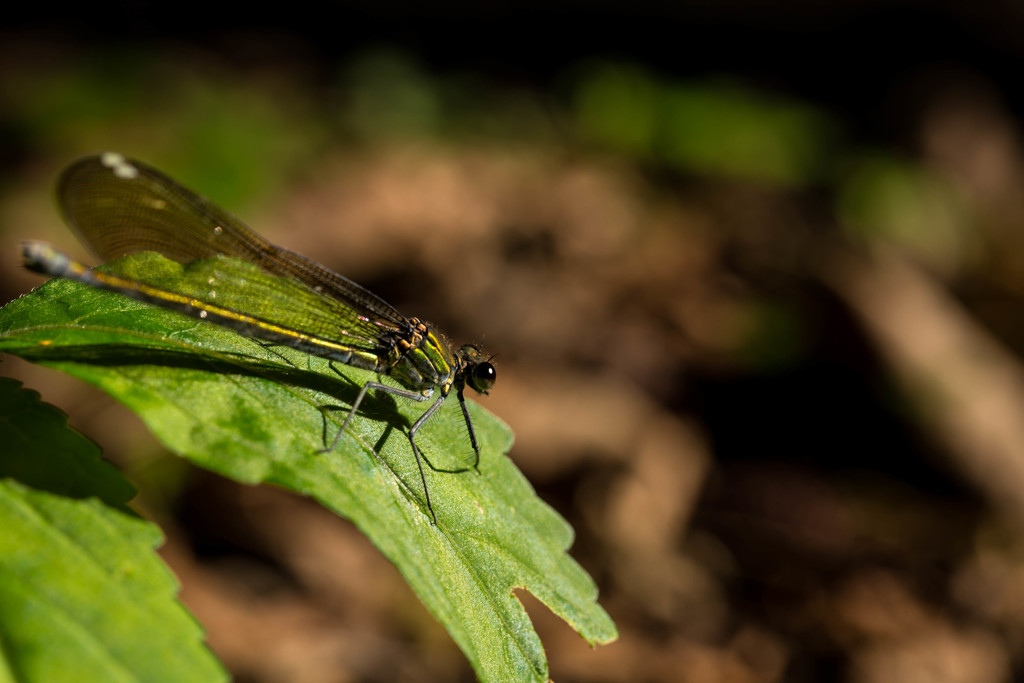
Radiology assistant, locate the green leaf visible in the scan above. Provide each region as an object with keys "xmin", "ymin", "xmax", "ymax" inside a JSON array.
[
  {"xmin": 0, "ymin": 376, "xmax": 227, "ymax": 682},
  {"xmin": 0, "ymin": 265, "xmax": 618, "ymax": 681}
]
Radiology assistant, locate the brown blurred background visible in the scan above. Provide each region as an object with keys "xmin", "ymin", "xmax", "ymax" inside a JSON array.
[{"xmin": 4, "ymin": 3, "xmax": 1024, "ymax": 682}]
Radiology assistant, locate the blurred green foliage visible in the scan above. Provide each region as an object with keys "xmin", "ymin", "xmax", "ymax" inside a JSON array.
[
  {"xmin": 572, "ymin": 62, "xmax": 837, "ymax": 186},
  {"xmin": 838, "ymin": 153, "xmax": 974, "ymax": 271},
  {"xmin": 0, "ymin": 50, "xmax": 325, "ymax": 208},
  {"xmin": 0, "ymin": 46, "xmax": 966, "ymax": 258},
  {"xmin": 343, "ymin": 51, "xmax": 445, "ymax": 140}
]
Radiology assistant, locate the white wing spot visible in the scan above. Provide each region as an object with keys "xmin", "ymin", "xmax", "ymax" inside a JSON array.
[
  {"xmin": 199, "ymin": 310, "xmax": 209, "ymax": 319},
  {"xmin": 100, "ymin": 152, "xmax": 139, "ymax": 179},
  {"xmin": 100, "ymin": 152, "xmax": 124, "ymax": 167}
]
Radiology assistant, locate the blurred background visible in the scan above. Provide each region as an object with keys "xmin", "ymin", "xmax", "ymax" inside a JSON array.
[{"xmin": 4, "ymin": 3, "xmax": 1024, "ymax": 681}]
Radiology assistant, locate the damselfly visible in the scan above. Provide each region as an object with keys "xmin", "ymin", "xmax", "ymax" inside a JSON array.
[{"xmin": 22, "ymin": 152, "xmax": 496, "ymax": 523}]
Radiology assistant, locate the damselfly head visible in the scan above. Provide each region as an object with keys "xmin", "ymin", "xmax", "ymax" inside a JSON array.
[{"xmin": 458, "ymin": 344, "xmax": 496, "ymax": 395}]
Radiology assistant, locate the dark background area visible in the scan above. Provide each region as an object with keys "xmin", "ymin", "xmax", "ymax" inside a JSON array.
[
  {"xmin": 4, "ymin": 3, "xmax": 1024, "ymax": 681},
  {"xmin": 8, "ymin": 4, "xmax": 1024, "ymax": 144}
]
